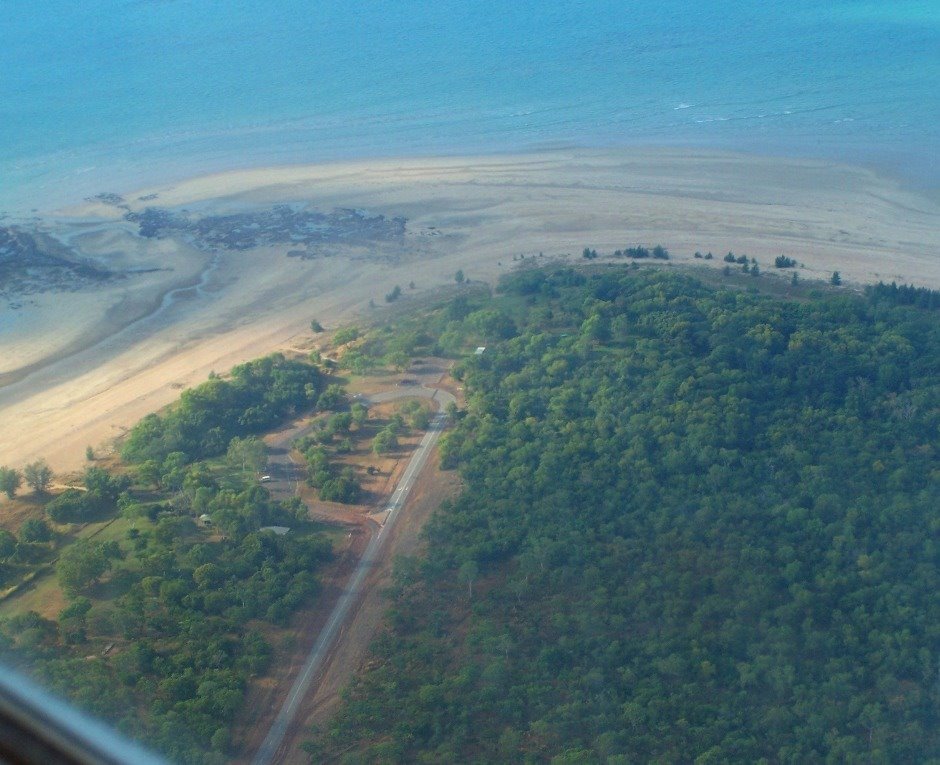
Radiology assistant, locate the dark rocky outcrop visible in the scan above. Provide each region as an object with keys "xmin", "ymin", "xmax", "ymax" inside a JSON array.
[
  {"xmin": 125, "ymin": 204, "xmax": 407, "ymax": 255},
  {"xmin": 0, "ymin": 227, "xmax": 113, "ymax": 296}
]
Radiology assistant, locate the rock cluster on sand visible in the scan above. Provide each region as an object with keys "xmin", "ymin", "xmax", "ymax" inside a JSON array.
[
  {"xmin": 0, "ymin": 226, "xmax": 113, "ymax": 298},
  {"xmin": 125, "ymin": 204, "xmax": 407, "ymax": 255}
]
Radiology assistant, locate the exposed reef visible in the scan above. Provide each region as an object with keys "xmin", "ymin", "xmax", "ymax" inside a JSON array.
[
  {"xmin": 124, "ymin": 204, "xmax": 408, "ymax": 256},
  {"xmin": 0, "ymin": 226, "xmax": 114, "ymax": 298}
]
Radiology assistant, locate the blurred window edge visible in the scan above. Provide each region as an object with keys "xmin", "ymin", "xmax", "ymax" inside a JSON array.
[{"xmin": 0, "ymin": 665, "xmax": 165, "ymax": 765}]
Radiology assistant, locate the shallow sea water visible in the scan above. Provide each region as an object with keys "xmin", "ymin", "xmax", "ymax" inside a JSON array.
[{"xmin": 1, "ymin": 0, "xmax": 937, "ymax": 212}]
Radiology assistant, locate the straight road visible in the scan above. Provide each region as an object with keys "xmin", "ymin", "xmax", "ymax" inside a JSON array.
[{"xmin": 251, "ymin": 388, "xmax": 453, "ymax": 765}]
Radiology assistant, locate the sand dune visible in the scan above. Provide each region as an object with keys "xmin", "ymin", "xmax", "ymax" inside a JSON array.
[{"xmin": 1, "ymin": 148, "xmax": 938, "ymax": 474}]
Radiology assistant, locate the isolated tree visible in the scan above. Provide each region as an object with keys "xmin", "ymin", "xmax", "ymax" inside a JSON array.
[
  {"xmin": 19, "ymin": 519, "xmax": 51, "ymax": 543},
  {"xmin": 23, "ymin": 460, "xmax": 53, "ymax": 494},
  {"xmin": 317, "ymin": 384, "xmax": 347, "ymax": 411},
  {"xmin": 85, "ymin": 446, "xmax": 95, "ymax": 462},
  {"xmin": 372, "ymin": 428, "xmax": 398, "ymax": 454},
  {"xmin": 830, "ymin": 271, "xmax": 842, "ymax": 286},
  {"xmin": 310, "ymin": 319, "xmax": 324, "ymax": 333},
  {"xmin": 0, "ymin": 467, "xmax": 22, "ymax": 499},
  {"xmin": 351, "ymin": 402, "xmax": 369, "ymax": 426},
  {"xmin": 319, "ymin": 468, "xmax": 362, "ymax": 504},
  {"xmin": 328, "ymin": 413, "xmax": 353, "ymax": 436},
  {"xmin": 57, "ymin": 541, "xmax": 112, "ymax": 596},
  {"xmin": 455, "ymin": 269, "xmax": 465, "ymax": 285},
  {"xmin": 410, "ymin": 407, "xmax": 431, "ymax": 430}
]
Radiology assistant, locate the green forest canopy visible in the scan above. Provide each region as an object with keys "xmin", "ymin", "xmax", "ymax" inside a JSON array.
[
  {"xmin": 122, "ymin": 354, "xmax": 320, "ymax": 465},
  {"xmin": 0, "ymin": 353, "xmax": 330, "ymax": 764},
  {"xmin": 309, "ymin": 268, "xmax": 940, "ymax": 763}
]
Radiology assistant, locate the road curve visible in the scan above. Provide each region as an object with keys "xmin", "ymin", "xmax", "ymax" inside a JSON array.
[{"xmin": 251, "ymin": 387, "xmax": 454, "ymax": 765}]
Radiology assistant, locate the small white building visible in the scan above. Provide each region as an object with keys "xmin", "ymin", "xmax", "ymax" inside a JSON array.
[
  {"xmin": 260, "ymin": 526, "xmax": 290, "ymax": 536},
  {"xmin": 474, "ymin": 346, "xmax": 486, "ymax": 355}
]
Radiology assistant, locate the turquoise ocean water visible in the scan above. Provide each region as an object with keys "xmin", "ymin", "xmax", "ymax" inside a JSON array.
[{"xmin": 1, "ymin": 0, "xmax": 937, "ymax": 213}]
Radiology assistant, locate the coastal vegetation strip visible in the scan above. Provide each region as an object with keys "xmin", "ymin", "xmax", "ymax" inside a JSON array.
[
  {"xmin": 0, "ymin": 261, "xmax": 938, "ymax": 762},
  {"xmin": 0, "ymin": 354, "xmax": 335, "ymax": 763},
  {"xmin": 0, "ymin": 325, "xmax": 461, "ymax": 763}
]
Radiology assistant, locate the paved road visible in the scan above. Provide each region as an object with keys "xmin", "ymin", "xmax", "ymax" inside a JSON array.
[{"xmin": 251, "ymin": 386, "xmax": 454, "ymax": 765}]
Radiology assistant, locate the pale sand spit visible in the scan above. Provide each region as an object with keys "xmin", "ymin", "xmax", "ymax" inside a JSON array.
[{"xmin": 1, "ymin": 148, "xmax": 937, "ymax": 473}]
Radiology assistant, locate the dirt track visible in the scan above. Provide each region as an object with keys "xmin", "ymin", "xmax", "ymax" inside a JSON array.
[
  {"xmin": 283, "ymin": 451, "xmax": 462, "ymax": 763},
  {"xmin": 234, "ymin": 387, "xmax": 457, "ymax": 765}
]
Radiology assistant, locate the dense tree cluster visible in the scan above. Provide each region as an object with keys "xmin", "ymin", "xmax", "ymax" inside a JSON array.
[
  {"xmin": 866, "ymin": 281, "xmax": 940, "ymax": 310},
  {"xmin": 611, "ymin": 245, "xmax": 669, "ymax": 259},
  {"xmin": 0, "ymin": 357, "xmax": 334, "ymax": 763},
  {"xmin": 303, "ymin": 445, "xmax": 362, "ymax": 504},
  {"xmin": 2, "ymin": 464, "xmax": 332, "ymax": 763},
  {"xmin": 0, "ymin": 520, "xmax": 55, "ymax": 587},
  {"xmin": 399, "ymin": 399, "xmax": 432, "ymax": 430},
  {"xmin": 338, "ymin": 322, "xmax": 437, "ymax": 374},
  {"xmin": 122, "ymin": 354, "xmax": 320, "ymax": 464},
  {"xmin": 309, "ymin": 268, "xmax": 940, "ymax": 762},
  {"xmin": 45, "ymin": 468, "xmax": 129, "ymax": 524}
]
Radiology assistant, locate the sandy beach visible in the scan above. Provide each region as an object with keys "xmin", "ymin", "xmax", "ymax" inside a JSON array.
[{"xmin": 1, "ymin": 147, "xmax": 938, "ymax": 474}]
